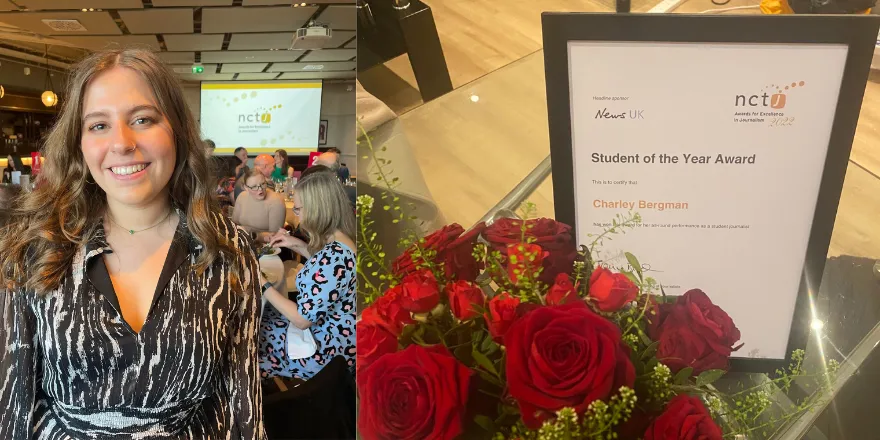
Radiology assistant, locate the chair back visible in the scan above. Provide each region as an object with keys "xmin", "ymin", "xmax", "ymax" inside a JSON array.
[{"xmin": 263, "ymin": 356, "xmax": 356, "ymax": 439}]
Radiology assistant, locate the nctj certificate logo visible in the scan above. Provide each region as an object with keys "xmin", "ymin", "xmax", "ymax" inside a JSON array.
[{"xmin": 732, "ymin": 80, "xmax": 805, "ymax": 126}]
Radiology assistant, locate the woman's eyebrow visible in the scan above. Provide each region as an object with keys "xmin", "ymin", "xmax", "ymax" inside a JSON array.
[{"xmin": 82, "ymin": 105, "xmax": 161, "ymax": 122}]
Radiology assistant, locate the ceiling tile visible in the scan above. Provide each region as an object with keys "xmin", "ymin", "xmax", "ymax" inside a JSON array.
[
  {"xmin": 0, "ymin": 0, "xmax": 15, "ymax": 11},
  {"xmin": 221, "ymin": 63, "xmax": 268, "ymax": 73},
  {"xmin": 201, "ymin": 6, "xmax": 315, "ymax": 33},
  {"xmin": 163, "ymin": 34, "xmax": 224, "ymax": 51},
  {"xmin": 156, "ymin": 51, "xmax": 195, "ymax": 64},
  {"xmin": 0, "ymin": 11, "xmax": 122, "ymax": 35},
  {"xmin": 278, "ymin": 71, "xmax": 354, "ymax": 80},
  {"xmin": 200, "ymin": 50, "xmax": 303, "ymax": 63},
  {"xmin": 152, "ymin": 0, "xmax": 232, "ymax": 6},
  {"xmin": 53, "ymin": 35, "xmax": 160, "ymax": 51},
  {"xmin": 315, "ymin": 5, "xmax": 354, "ymax": 30},
  {"xmin": 179, "ymin": 73, "xmax": 235, "ymax": 81},
  {"xmin": 119, "ymin": 9, "xmax": 193, "ymax": 34},
  {"xmin": 299, "ymin": 48, "xmax": 355, "ymax": 62},
  {"xmin": 343, "ymin": 38, "xmax": 355, "ymax": 49},
  {"xmin": 235, "ymin": 72, "xmax": 282, "ymax": 80},
  {"xmin": 16, "ymin": 0, "xmax": 143, "ymax": 9},
  {"xmin": 269, "ymin": 61, "xmax": 355, "ymax": 72},
  {"xmin": 227, "ymin": 32, "xmax": 293, "ymax": 50},
  {"xmin": 326, "ymin": 30, "xmax": 354, "ymax": 49}
]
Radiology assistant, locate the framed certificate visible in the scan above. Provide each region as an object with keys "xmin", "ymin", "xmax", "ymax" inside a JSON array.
[{"xmin": 542, "ymin": 13, "xmax": 879, "ymax": 372}]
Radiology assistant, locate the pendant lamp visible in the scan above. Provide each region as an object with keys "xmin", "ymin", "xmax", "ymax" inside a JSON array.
[{"xmin": 41, "ymin": 45, "xmax": 57, "ymax": 107}]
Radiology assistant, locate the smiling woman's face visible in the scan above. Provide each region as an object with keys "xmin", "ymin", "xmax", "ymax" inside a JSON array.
[{"xmin": 80, "ymin": 66, "xmax": 176, "ymax": 209}]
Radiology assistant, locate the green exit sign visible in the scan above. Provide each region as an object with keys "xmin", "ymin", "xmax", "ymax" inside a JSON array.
[{"xmin": 192, "ymin": 65, "xmax": 204, "ymax": 74}]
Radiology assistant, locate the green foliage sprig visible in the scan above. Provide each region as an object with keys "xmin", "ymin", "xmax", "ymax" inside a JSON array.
[{"xmin": 492, "ymin": 387, "xmax": 638, "ymax": 440}]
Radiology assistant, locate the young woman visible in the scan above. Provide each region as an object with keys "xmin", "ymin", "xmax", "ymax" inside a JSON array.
[
  {"xmin": 271, "ymin": 149, "xmax": 295, "ymax": 183},
  {"xmin": 0, "ymin": 49, "xmax": 265, "ymax": 439},
  {"xmin": 232, "ymin": 169, "xmax": 286, "ymax": 242},
  {"xmin": 260, "ymin": 171, "xmax": 356, "ymax": 380},
  {"xmin": 2, "ymin": 153, "xmax": 24, "ymax": 184}
]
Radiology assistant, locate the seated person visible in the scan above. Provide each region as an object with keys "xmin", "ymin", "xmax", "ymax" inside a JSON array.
[
  {"xmin": 2, "ymin": 154, "xmax": 25, "ymax": 184},
  {"xmin": 231, "ymin": 169, "xmax": 286, "ymax": 242},
  {"xmin": 272, "ymin": 149, "xmax": 296, "ymax": 182},
  {"xmin": 259, "ymin": 171, "xmax": 356, "ymax": 380},
  {"xmin": 214, "ymin": 157, "xmax": 238, "ymax": 217},
  {"xmin": 232, "ymin": 146, "xmax": 250, "ymax": 200}
]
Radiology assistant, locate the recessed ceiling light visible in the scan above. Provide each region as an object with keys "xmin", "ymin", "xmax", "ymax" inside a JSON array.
[
  {"xmin": 88, "ymin": 8, "xmax": 94, "ymax": 11},
  {"xmin": 81, "ymin": 8, "xmax": 87, "ymax": 11},
  {"xmin": 470, "ymin": 94, "xmax": 480, "ymax": 102},
  {"xmin": 301, "ymin": 2, "xmax": 306, "ymax": 5}
]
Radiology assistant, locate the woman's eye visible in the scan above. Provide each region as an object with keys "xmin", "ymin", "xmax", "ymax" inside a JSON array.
[
  {"xmin": 88, "ymin": 123, "xmax": 107, "ymax": 131},
  {"xmin": 133, "ymin": 117, "xmax": 154, "ymax": 125}
]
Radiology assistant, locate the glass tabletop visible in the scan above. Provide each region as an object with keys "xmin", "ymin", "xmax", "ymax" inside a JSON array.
[{"xmin": 394, "ymin": 44, "xmax": 880, "ymax": 439}]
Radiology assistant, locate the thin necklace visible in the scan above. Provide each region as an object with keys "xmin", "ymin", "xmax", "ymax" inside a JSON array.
[{"xmin": 108, "ymin": 209, "xmax": 172, "ymax": 235}]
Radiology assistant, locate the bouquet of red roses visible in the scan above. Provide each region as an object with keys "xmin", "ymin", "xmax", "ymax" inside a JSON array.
[{"xmin": 355, "ymin": 203, "xmax": 819, "ymax": 440}]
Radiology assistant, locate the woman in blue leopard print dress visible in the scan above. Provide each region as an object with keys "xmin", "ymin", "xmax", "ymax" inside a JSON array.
[{"xmin": 258, "ymin": 171, "xmax": 356, "ymax": 380}]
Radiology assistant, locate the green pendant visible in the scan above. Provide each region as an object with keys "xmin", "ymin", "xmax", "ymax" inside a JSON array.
[{"xmin": 129, "ymin": 230, "xmax": 135, "ymax": 235}]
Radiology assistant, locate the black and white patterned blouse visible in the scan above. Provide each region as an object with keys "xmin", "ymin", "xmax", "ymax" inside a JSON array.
[{"xmin": 0, "ymin": 212, "xmax": 266, "ymax": 439}]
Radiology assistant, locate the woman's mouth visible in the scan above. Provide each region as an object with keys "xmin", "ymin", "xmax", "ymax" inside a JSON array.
[{"xmin": 108, "ymin": 163, "xmax": 150, "ymax": 180}]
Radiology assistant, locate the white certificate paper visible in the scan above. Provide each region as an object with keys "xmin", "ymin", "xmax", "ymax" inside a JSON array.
[{"xmin": 567, "ymin": 41, "xmax": 849, "ymax": 360}]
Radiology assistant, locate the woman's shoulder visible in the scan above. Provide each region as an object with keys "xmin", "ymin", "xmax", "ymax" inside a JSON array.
[{"xmin": 317, "ymin": 240, "xmax": 356, "ymax": 259}]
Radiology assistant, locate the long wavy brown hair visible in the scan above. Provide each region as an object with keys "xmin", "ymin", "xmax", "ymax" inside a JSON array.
[{"xmin": 0, "ymin": 49, "xmax": 248, "ymax": 296}]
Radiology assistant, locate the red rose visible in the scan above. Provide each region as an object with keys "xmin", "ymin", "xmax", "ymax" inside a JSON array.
[
  {"xmin": 358, "ymin": 344, "xmax": 472, "ymax": 440},
  {"xmin": 506, "ymin": 243, "xmax": 546, "ymax": 284},
  {"xmin": 588, "ymin": 267, "xmax": 639, "ymax": 312},
  {"xmin": 362, "ymin": 285, "xmax": 414, "ymax": 336},
  {"xmin": 484, "ymin": 292, "xmax": 520, "ymax": 344},
  {"xmin": 447, "ymin": 280, "xmax": 486, "ymax": 320},
  {"xmin": 679, "ymin": 289, "xmax": 741, "ymax": 354},
  {"xmin": 356, "ymin": 321, "xmax": 398, "ymax": 374},
  {"xmin": 444, "ymin": 222, "xmax": 486, "ymax": 281},
  {"xmin": 484, "ymin": 218, "xmax": 577, "ymax": 284},
  {"xmin": 400, "ymin": 270, "xmax": 440, "ymax": 313},
  {"xmin": 505, "ymin": 302, "xmax": 636, "ymax": 428},
  {"xmin": 645, "ymin": 395, "xmax": 722, "ymax": 440},
  {"xmin": 655, "ymin": 290, "xmax": 741, "ymax": 374},
  {"xmin": 392, "ymin": 223, "xmax": 486, "ymax": 282},
  {"xmin": 546, "ymin": 273, "xmax": 579, "ymax": 305}
]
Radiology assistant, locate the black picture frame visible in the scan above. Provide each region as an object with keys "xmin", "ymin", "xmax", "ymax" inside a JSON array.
[
  {"xmin": 319, "ymin": 119, "xmax": 329, "ymax": 146},
  {"xmin": 542, "ymin": 13, "xmax": 880, "ymax": 373}
]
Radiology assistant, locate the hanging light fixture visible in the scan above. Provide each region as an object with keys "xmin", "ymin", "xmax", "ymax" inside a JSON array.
[
  {"xmin": 0, "ymin": 85, "xmax": 4, "ymax": 99},
  {"xmin": 41, "ymin": 44, "xmax": 57, "ymax": 107}
]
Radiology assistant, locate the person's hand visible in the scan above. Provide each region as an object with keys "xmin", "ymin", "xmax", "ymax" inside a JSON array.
[{"xmin": 270, "ymin": 233, "xmax": 306, "ymax": 252}]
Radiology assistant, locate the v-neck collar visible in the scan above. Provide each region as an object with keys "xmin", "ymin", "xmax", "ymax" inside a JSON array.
[{"xmin": 84, "ymin": 210, "xmax": 197, "ymax": 332}]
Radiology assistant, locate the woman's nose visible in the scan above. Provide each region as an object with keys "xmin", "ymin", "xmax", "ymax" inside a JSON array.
[{"xmin": 109, "ymin": 124, "xmax": 136, "ymax": 154}]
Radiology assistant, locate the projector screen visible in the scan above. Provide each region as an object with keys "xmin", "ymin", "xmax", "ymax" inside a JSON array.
[{"xmin": 200, "ymin": 81, "xmax": 323, "ymax": 154}]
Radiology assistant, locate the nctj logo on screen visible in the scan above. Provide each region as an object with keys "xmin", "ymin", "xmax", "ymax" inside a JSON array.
[
  {"xmin": 238, "ymin": 104, "xmax": 281, "ymax": 125},
  {"xmin": 735, "ymin": 80, "xmax": 806, "ymax": 110}
]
